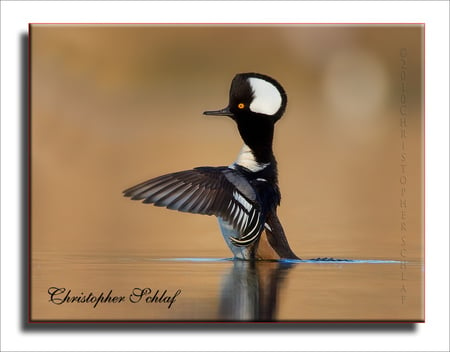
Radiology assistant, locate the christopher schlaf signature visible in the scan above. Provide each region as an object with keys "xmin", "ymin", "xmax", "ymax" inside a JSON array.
[{"xmin": 48, "ymin": 287, "xmax": 181, "ymax": 309}]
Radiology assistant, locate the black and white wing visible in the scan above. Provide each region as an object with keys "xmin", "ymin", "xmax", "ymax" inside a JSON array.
[{"xmin": 123, "ymin": 167, "xmax": 264, "ymax": 246}]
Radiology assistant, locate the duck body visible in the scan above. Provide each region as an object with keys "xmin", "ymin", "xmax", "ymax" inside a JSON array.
[{"xmin": 123, "ymin": 72, "xmax": 299, "ymax": 260}]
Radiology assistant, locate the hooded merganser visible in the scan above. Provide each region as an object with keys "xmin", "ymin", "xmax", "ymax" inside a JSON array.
[{"xmin": 123, "ymin": 72, "xmax": 299, "ymax": 260}]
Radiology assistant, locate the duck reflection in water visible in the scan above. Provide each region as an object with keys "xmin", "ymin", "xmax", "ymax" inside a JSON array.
[{"xmin": 219, "ymin": 260, "xmax": 294, "ymax": 321}]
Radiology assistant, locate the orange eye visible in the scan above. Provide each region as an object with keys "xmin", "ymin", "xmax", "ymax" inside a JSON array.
[{"xmin": 238, "ymin": 103, "xmax": 245, "ymax": 109}]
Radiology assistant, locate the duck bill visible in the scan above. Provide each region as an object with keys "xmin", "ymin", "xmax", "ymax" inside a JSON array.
[{"xmin": 203, "ymin": 106, "xmax": 234, "ymax": 118}]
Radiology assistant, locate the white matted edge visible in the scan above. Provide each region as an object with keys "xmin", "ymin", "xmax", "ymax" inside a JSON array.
[{"xmin": 1, "ymin": 1, "xmax": 449, "ymax": 351}]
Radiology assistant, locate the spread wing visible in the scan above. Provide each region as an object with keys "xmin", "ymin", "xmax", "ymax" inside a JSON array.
[{"xmin": 123, "ymin": 167, "xmax": 264, "ymax": 246}]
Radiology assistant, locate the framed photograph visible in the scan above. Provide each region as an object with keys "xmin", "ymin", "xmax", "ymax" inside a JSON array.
[{"xmin": 29, "ymin": 24, "xmax": 424, "ymax": 322}]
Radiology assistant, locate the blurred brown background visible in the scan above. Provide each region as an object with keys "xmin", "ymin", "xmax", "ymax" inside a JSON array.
[{"xmin": 31, "ymin": 24, "xmax": 423, "ymax": 261}]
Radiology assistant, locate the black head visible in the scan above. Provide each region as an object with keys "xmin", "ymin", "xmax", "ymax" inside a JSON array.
[
  {"xmin": 203, "ymin": 72, "xmax": 287, "ymax": 123},
  {"xmin": 204, "ymin": 73, "xmax": 287, "ymax": 164}
]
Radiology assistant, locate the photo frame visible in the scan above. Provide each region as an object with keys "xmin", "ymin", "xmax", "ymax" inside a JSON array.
[{"xmin": 29, "ymin": 24, "xmax": 424, "ymax": 322}]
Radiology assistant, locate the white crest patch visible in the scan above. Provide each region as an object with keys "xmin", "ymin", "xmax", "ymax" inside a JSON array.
[
  {"xmin": 248, "ymin": 77, "xmax": 282, "ymax": 115},
  {"xmin": 231, "ymin": 144, "xmax": 269, "ymax": 172}
]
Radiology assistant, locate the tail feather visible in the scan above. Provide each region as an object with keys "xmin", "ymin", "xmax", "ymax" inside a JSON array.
[{"xmin": 264, "ymin": 212, "xmax": 300, "ymax": 260}]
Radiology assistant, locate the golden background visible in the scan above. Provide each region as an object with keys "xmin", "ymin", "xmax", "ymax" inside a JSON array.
[{"xmin": 31, "ymin": 24, "xmax": 423, "ymax": 262}]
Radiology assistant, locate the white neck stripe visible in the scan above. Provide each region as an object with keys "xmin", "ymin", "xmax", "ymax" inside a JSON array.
[{"xmin": 231, "ymin": 144, "xmax": 269, "ymax": 172}]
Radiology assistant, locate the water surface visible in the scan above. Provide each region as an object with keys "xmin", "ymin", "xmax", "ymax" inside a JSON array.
[{"xmin": 32, "ymin": 252, "xmax": 423, "ymax": 322}]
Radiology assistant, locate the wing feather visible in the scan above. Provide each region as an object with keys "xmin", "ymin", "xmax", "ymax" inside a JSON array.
[{"xmin": 123, "ymin": 167, "xmax": 265, "ymax": 246}]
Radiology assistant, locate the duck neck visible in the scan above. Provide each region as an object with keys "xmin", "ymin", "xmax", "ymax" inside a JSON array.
[{"xmin": 236, "ymin": 119, "xmax": 275, "ymax": 166}]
